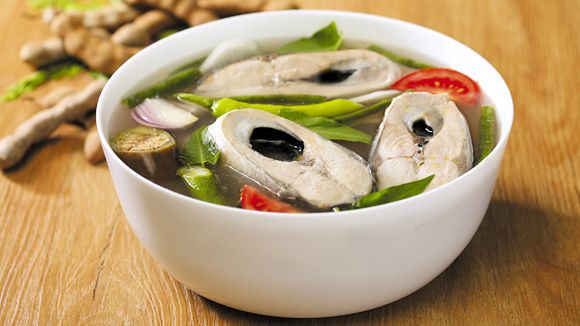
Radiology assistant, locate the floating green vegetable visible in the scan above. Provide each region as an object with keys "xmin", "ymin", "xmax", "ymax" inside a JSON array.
[
  {"xmin": 210, "ymin": 98, "xmax": 363, "ymax": 118},
  {"xmin": 1, "ymin": 63, "xmax": 85, "ymax": 102},
  {"xmin": 181, "ymin": 126, "xmax": 220, "ymax": 166},
  {"xmin": 348, "ymin": 175, "xmax": 434, "ymax": 210},
  {"xmin": 277, "ymin": 22, "xmax": 342, "ymax": 54},
  {"xmin": 177, "ymin": 166, "xmax": 226, "ymax": 204},
  {"xmin": 278, "ymin": 109, "xmax": 371, "ymax": 144},
  {"xmin": 231, "ymin": 94, "xmax": 327, "ymax": 105},
  {"xmin": 475, "ymin": 106, "xmax": 495, "ymax": 165},
  {"xmin": 177, "ymin": 94, "xmax": 370, "ymax": 143},
  {"xmin": 368, "ymin": 45, "xmax": 434, "ymax": 69},
  {"xmin": 178, "ymin": 126, "xmax": 224, "ymax": 203},
  {"xmin": 176, "ymin": 93, "xmax": 327, "ymax": 108},
  {"xmin": 176, "ymin": 93, "xmax": 213, "ymax": 108},
  {"xmin": 335, "ymin": 95, "xmax": 399, "ymax": 123},
  {"xmin": 123, "ymin": 67, "xmax": 201, "ymax": 107}
]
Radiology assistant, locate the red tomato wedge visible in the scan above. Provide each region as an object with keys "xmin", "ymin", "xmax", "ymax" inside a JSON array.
[
  {"xmin": 240, "ymin": 185, "xmax": 303, "ymax": 213},
  {"xmin": 390, "ymin": 68, "xmax": 481, "ymax": 106}
]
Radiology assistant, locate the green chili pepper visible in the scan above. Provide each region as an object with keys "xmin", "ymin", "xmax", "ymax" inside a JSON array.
[
  {"xmin": 210, "ymin": 98, "xmax": 363, "ymax": 118},
  {"xmin": 475, "ymin": 106, "xmax": 495, "ymax": 165},
  {"xmin": 122, "ymin": 67, "xmax": 201, "ymax": 107},
  {"xmin": 369, "ymin": 45, "xmax": 434, "ymax": 69}
]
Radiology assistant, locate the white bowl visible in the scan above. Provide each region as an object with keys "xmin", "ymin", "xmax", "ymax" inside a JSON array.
[{"xmin": 97, "ymin": 10, "xmax": 513, "ymax": 318}]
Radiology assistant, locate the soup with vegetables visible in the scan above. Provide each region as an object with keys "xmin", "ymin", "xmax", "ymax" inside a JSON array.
[{"xmin": 110, "ymin": 22, "xmax": 496, "ymax": 213}]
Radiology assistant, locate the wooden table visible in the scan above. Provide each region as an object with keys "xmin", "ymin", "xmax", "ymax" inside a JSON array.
[{"xmin": 1, "ymin": 0, "xmax": 578, "ymax": 324}]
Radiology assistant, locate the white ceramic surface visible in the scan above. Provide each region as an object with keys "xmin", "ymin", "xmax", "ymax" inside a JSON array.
[{"xmin": 96, "ymin": 11, "xmax": 514, "ymax": 318}]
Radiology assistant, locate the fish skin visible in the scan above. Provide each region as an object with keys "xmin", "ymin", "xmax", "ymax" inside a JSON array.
[
  {"xmin": 195, "ymin": 49, "xmax": 401, "ymax": 99},
  {"xmin": 208, "ymin": 109, "xmax": 373, "ymax": 209},
  {"xmin": 370, "ymin": 92, "xmax": 473, "ymax": 190}
]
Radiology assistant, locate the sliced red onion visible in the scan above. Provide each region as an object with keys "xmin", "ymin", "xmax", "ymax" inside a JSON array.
[
  {"xmin": 349, "ymin": 90, "xmax": 401, "ymax": 106},
  {"xmin": 132, "ymin": 98, "xmax": 198, "ymax": 130}
]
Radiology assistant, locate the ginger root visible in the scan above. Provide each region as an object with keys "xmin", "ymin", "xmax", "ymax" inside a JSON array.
[
  {"xmin": 112, "ymin": 25, "xmax": 150, "ymax": 47},
  {"xmin": 84, "ymin": 125, "xmax": 105, "ymax": 165},
  {"xmin": 112, "ymin": 10, "xmax": 178, "ymax": 46},
  {"xmin": 35, "ymin": 85, "xmax": 77, "ymax": 108},
  {"xmin": 124, "ymin": 0, "xmax": 218, "ymax": 26},
  {"xmin": 20, "ymin": 28, "xmax": 117, "ymax": 69},
  {"xmin": 262, "ymin": 0, "xmax": 298, "ymax": 11},
  {"xmin": 197, "ymin": 0, "xmax": 297, "ymax": 14},
  {"xmin": 50, "ymin": 3, "xmax": 140, "ymax": 36},
  {"xmin": 197, "ymin": 0, "xmax": 266, "ymax": 15},
  {"xmin": 90, "ymin": 27, "xmax": 112, "ymax": 39},
  {"xmin": 132, "ymin": 10, "xmax": 179, "ymax": 34},
  {"xmin": 0, "ymin": 80, "xmax": 106, "ymax": 169},
  {"xmin": 20, "ymin": 37, "xmax": 67, "ymax": 67},
  {"xmin": 25, "ymin": 4, "xmax": 140, "ymax": 69},
  {"xmin": 42, "ymin": 7, "xmax": 60, "ymax": 23},
  {"xmin": 63, "ymin": 27, "xmax": 142, "ymax": 75}
]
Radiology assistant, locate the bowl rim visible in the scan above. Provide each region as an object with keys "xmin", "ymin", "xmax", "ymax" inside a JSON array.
[{"xmin": 97, "ymin": 9, "xmax": 514, "ymax": 219}]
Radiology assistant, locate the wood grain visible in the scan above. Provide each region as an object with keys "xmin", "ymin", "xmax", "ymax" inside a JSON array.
[{"xmin": 0, "ymin": 0, "xmax": 578, "ymax": 324}]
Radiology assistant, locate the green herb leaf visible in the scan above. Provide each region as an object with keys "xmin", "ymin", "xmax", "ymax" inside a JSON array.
[
  {"xmin": 1, "ymin": 71, "xmax": 48, "ymax": 102},
  {"xmin": 278, "ymin": 109, "xmax": 371, "ymax": 144},
  {"xmin": 181, "ymin": 126, "xmax": 220, "ymax": 166},
  {"xmin": 29, "ymin": 0, "xmax": 117, "ymax": 10},
  {"xmin": 157, "ymin": 28, "xmax": 183, "ymax": 40},
  {"xmin": 368, "ymin": 44, "xmax": 434, "ymax": 69},
  {"xmin": 475, "ymin": 106, "xmax": 495, "ymax": 165},
  {"xmin": 88, "ymin": 71, "xmax": 109, "ymax": 80},
  {"xmin": 277, "ymin": 21, "xmax": 342, "ymax": 54},
  {"xmin": 350, "ymin": 175, "xmax": 435, "ymax": 209},
  {"xmin": 1, "ymin": 62, "xmax": 85, "ymax": 102},
  {"xmin": 122, "ymin": 67, "xmax": 201, "ymax": 108},
  {"xmin": 48, "ymin": 63, "xmax": 84, "ymax": 78}
]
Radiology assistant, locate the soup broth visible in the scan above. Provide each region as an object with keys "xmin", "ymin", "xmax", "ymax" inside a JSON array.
[{"xmin": 111, "ymin": 25, "xmax": 497, "ymax": 213}]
